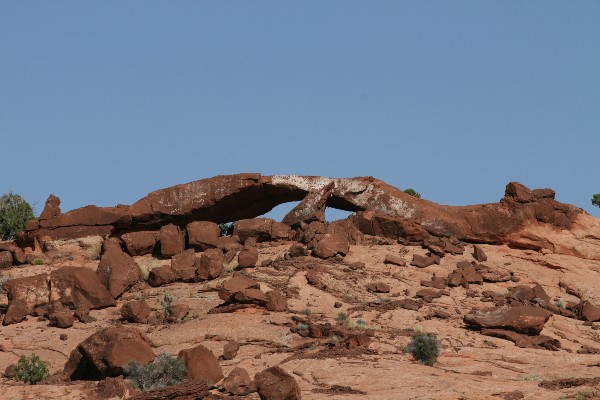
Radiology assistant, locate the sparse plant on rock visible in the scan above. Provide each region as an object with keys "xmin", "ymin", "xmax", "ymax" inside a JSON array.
[
  {"xmin": 0, "ymin": 192, "xmax": 34, "ymax": 241},
  {"xmin": 13, "ymin": 353, "xmax": 49, "ymax": 384},
  {"xmin": 161, "ymin": 291, "xmax": 173, "ymax": 319},
  {"xmin": 336, "ymin": 312, "xmax": 348, "ymax": 323},
  {"xmin": 404, "ymin": 333, "xmax": 439, "ymax": 366},
  {"xmin": 32, "ymin": 258, "xmax": 46, "ymax": 266},
  {"xmin": 124, "ymin": 353, "xmax": 186, "ymax": 391},
  {"xmin": 86, "ymin": 242, "xmax": 102, "ymax": 260},
  {"xmin": 403, "ymin": 188, "xmax": 421, "ymax": 198},
  {"xmin": 593, "ymin": 194, "xmax": 600, "ymax": 208},
  {"xmin": 301, "ymin": 308, "xmax": 312, "ymax": 316}
]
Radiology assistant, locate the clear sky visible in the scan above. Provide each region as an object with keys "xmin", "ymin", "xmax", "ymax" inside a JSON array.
[{"xmin": 1, "ymin": 2, "xmax": 599, "ymax": 220}]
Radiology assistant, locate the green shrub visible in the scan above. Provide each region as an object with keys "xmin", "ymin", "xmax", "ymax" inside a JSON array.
[
  {"xmin": 161, "ymin": 291, "xmax": 173, "ymax": 319},
  {"xmin": 592, "ymin": 194, "xmax": 600, "ymax": 208},
  {"xmin": 403, "ymin": 188, "xmax": 421, "ymax": 198},
  {"xmin": 32, "ymin": 258, "xmax": 46, "ymax": 266},
  {"xmin": 404, "ymin": 333, "xmax": 439, "ymax": 366},
  {"xmin": 124, "ymin": 353, "xmax": 186, "ymax": 391},
  {"xmin": 13, "ymin": 353, "xmax": 49, "ymax": 384},
  {"xmin": 0, "ymin": 192, "xmax": 34, "ymax": 241},
  {"xmin": 335, "ymin": 312, "xmax": 348, "ymax": 322}
]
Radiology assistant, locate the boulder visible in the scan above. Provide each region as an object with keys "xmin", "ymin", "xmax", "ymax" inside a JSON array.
[
  {"xmin": 312, "ymin": 233, "xmax": 349, "ymax": 259},
  {"xmin": 4, "ymin": 274, "xmax": 51, "ymax": 325},
  {"xmin": 177, "ymin": 344, "xmax": 223, "ymax": 385},
  {"xmin": 238, "ymin": 246, "xmax": 258, "ymax": 267},
  {"xmin": 186, "ymin": 221, "xmax": 220, "ymax": 251},
  {"xmin": 158, "ymin": 224, "xmax": 185, "ymax": 258},
  {"xmin": 234, "ymin": 218, "xmax": 275, "ymax": 243},
  {"xmin": 288, "ymin": 243, "xmax": 308, "ymax": 258},
  {"xmin": 473, "ymin": 245, "xmax": 487, "ymax": 262},
  {"xmin": 171, "ymin": 249, "xmax": 198, "ymax": 282},
  {"xmin": 384, "ymin": 254, "xmax": 406, "ymax": 266},
  {"xmin": 49, "ymin": 311, "xmax": 75, "ymax": 328},
  {"xmin": 411, "ymin": 255, "xmax": 434, "ymax": 268},
  {"xmin": 49, "ymin": 266, "xmax": 116, "ymax": 310},
  {"xmin": 96, "ymin": 376, "xmax": 135, "ymax": 399},
  {"xmin": 350, "ymin": 210, "xmax": 430, "ymax": 243},
  {"xmin": 39, "ymin": 194, "xmax": 61, "ymax": 220},
  {"xmin": 255, "ymin": 366, "xmax": 301, "ymax": 400},
  {"xmin": 265, "ymin": 290, "xmax": 288, "ymax": 312},
  {"xmin": 121, "ymin": 231, "xmax": 158, "ymax": 256},
  {"xmin": 271, "ymin": 222, "xmax": 293, "ymax": 240},
  {"xmin": 577, "ymin": 301, "xmax": 600, "ymax": 322},
  {"xmin": 219, "ymin": 273, "xmax": 261, "ymax": 302},
  {"xmin": 366, "ymin": 282, "xmax": 391, "ymax": 293},
  {"xmin": 234, "ymin": 288, "xmax": 268, "ymax": 306},
  {"xmin": 196, "ymin": 249, "xmax": 224, "ymax": 281},
  {"xmin": 0, "ymin": 251, "xmax": 13, "ymax": 268},
  {"xmin": 222, "ymin": 340, "xmax": 240, "ymax": 360},
  {"xmin": 64, "ymin": 326, "xmax": 155, "ymax": 380},
  {"xmin": 96, "ymin": 244, "xmax": 141, "ymax": 298},
  {"xmin": 464, "ymin": 306, "xmax": 552, "ymax": 335},
  {"xmin": 121, "ymin": 300, "xmax": 152, "ymax": 324},
  {"xmin": 147, "ymin": 265, "xmax": 178, "ymax": 287},
  {"xmin": 223, "ymin": 367, "xmax": 254, "ymax": 396},
  {"xmin": 167, "ymin": 303, "xmax": 190, "ymax": 323}
]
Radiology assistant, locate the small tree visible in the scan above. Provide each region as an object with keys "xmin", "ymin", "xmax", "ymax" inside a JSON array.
[
  {"xmin": 161, "ymin": 291, "xmax": 173, "ymax": 319},
  {"xmin": 404, "ymin": 188, "xmax": 421, "ymax": 198},
  {"xmin": 404, "ymin": 333, "xmax": 439, "ymax": 366},
  {"xmin": 13, "ymin": 353, "xmax": 49, "ymax": 384},
  {"xmin": 0, "ymin": 192, "xmax": 34, "ymax": 240},
  {"xmin": 593, "ymin": 194, "xmax": 600, "ymax": 208}
]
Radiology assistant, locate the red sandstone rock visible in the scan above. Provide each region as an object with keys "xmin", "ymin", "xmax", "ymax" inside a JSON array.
[
  {"xmin": 170, "ymin": 249, "xmax": 198, "ymax": 282},
  {"xmin": 223, "ymin": 367, "xmax": 254, "ymax": 395},
  {"xmin": 121, "ymin": 300, "xmax": 152, "ymax": 324},
  {"xmin": 39, "ymin": 194, "xmax": 61, "ymax": 220},
  {"xmin": 464, "ymin": 306, "xmax": 552, "ymax": 335},
  {"xmin": 96, "ymin": 243, "xmax": 141, "ymax": 298},
  {"xmin": 196, "ymin": 249, "xmax": 224, "ymax": 281},
  {"xmin": 222, "ymin": 340, "xmax": 240, "ymax": 360},
  {"xmin": 219, "ymin": 273, "xmax": 261, "ymax": 302},
  {"xmin": 147, "ymin": 265, "xmax": 178, "ymax": 287},
  {"xmin": 158, "ymin": 224, "xmax": 185, "ymax": 258},
  {"xmin": 187, "ymin": 221, "xmax": 220, "ymax": 251},
  {"xmin": 238, "ymin": 245, "xmax": 258, "ymax": 267},
  {"xmin": 121, "ymin": 231, "xmax": 158, "ymax": 256},
  {"xmin": 265, "ymin": 290, "xmax": 288, "ymax": 312},
  {"xmin": 0, "ymin": 251, "xmax": 12, "ymax": 268},
  {"xmin": 234, "ymin": 218, "xmax": 274, "ymax": 243},
  {"xmin": 49, "ymin": 266, "xmax": 116, "ymax": 310},
  {"xmin": 177, "ymin": 344, "xmax": 223, "ymax": 385},
  {"xmin": 312, "ymin": 233, "xmax": 349, "ymax": 259},
  {"xmin": 64, "ymin": 326, "xmax": 155, "ymax": 380},
  {"xmin": 255, "ymin": 366, "xmax": 301, "ymax": 400}
]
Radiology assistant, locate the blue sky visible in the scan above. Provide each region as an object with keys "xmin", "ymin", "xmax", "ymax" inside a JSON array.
[{"xmin": 1, "ymin": 2, "xmax": 599, "ymax": 220}]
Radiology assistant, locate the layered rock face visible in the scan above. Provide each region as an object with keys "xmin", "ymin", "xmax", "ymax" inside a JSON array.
[{"xmin": 12, "ymin": 174, "xmax": 600, "ymax": 261}]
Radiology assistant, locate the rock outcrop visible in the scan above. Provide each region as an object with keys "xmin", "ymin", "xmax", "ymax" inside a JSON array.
[{"xmin": 14, "ymin": 174, "xmax": 599, "ymax": 260}]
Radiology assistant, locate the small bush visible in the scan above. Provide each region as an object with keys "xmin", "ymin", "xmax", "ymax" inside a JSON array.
[
  {"xmin": 336, "ymin": 312, "xmax": 348, "ymax": 322},
  {"xmin": 32, "ymin": 258, "xmax": 46, "ymax": 266},
  {"xmin": 300, "ymin": 308, "xmax": 312, "ymax": 316},
  {"xmin": 404, "ymin": 333, "xmax": 439, "ymax": 366},
  {"xmin": 592, "ymin": 194, "xmax": 600, "ymax": 208},
  {"xmin": 86, "ymin": 242, "xmax": 102, "ymax": 260},
  {"xmin": 13, "ymin": 353, "xmax": 49, "ymax": 384},
  {"xmin": 0, "ymin": 192, "xmax": 35, "ymax": 241},
  {"xmin": 161, "ymin": 291, "xmax": 173, "ymax": 319},
  {"xmin": 124, "ymin": 353, "xmax": 186, "ymax": 391},
  {"xmin": 355, "ymin": 319, "xmax": 367, "ymax": 328},
  {"xmin": 403, "ymin": 188, "xmax": 421, "ymax": 198}
]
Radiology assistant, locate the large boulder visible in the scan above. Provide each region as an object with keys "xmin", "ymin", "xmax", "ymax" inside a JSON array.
[
  {"xmin": 147, "ymin": 265, "xmax": 178, "ymax": 287},
  {"xmin": 96, "ymin": 243, "xmax": 141, "ymax": 298},
  {"xmin": 223, "ymin": 367, "xmax": 254, "ymax": 395},
  {"xmin": 2, "ymin": 274, "xmax": 50, "ymax": 325},
  {"xmin": 49, "ymin": 266, "xmax": 116, "ymax": 310},
  {"xmin": 234, "ymin": 218, "xmax": 274, "ymax": 243},
  {"xmin": 464, "ymin": 306, "xmax": 552, "ymax": 335},
  {"xmin": 170, "ymin": 249, "xmax": 198, "ymax": 282},
  {"xmin": 64, "ymin": 326, "xmax": 155, "ymax": 380},
  {"xmin": 177, "ymin": 344, "xmax": 223, "ymax": 385},
  {"xmin": 158, "ymin": 224, "xmax": 185, "ymax": 258},
  {"xmin": 196, "ymin": 249, "xmax": 224, "ymax": 281},
  {"xmin": 312, "ymin": 233, "xmax": 349, "ymax": 259},
  {"xmin": 238, "ymin": 245, "xmax": 258, "ymax": 268},
  {"xmin": 186, "ymin": 221, "xmax": 220, "ymax": 251},
  {"xmin": 219, "ymin": 273, "xmax": 261, "ymax": 302},
  {"xmin": 120, "ymin": 300, "xmax": 152, "ymax": 324},
  {"xmin": 121, "ymin": 231, "xmax": 158, "ymax": 256},
  {"xmin": 255, "ymin": 366, "xmax": 301, "ymax": 400}
]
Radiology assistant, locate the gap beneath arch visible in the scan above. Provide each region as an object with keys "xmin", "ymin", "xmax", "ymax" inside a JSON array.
[
  {"xmin": 260, "ymin": 201, "xmax": 301, "ymax": 222},
  {"xmin": 325, "ymin": 207, "xmax": 353, "ymax": 222}
]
